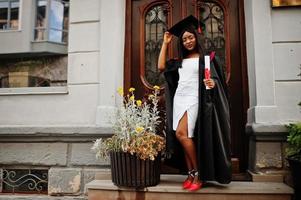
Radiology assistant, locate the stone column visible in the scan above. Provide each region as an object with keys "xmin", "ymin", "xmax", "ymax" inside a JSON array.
[
  {"xmin": 244, "ymin": 0, "xmax": 286, "ymax": 179},
  {"xmin": 95, "ymin": 0, "xmax": 126, "ymax": 127},
  {"xmin": 244, "ymin": 0, "xmax": 279, "ymax": 124}
]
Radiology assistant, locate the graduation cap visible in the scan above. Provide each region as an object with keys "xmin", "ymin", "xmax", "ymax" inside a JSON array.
[{"xmin": 168, "ymin": 15, "xmax": 204, "ymax": 37}]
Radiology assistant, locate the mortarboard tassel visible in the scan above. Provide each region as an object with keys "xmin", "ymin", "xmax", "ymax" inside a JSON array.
[{"xmin": 198, "ymin": 25, "xmax": 202, "ymax": 34}]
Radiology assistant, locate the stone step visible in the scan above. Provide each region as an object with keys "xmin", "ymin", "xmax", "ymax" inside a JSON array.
[{"xmin": 86, "ymin": 175, "xmax": 293, "ymax": 200}]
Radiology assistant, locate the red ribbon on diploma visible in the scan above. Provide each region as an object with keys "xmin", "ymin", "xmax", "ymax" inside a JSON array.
[
  {"xmin": 205, "ymin": 68, "xmax": 211, "ymax": 79},
  {"xmin": 204, "ymin": 55, "xmax": 211, "ymax": 79},
  {"xmin": 204, "ymin": 55, "xmax": 211, "ymax": 90}
]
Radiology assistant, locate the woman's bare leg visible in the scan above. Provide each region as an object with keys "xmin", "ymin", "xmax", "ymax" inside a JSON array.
[
  {"xmin": 176, "ymin": 112, "xmax": 200, "ymax": 183},
  {"xmin": 185, "ymin": 153, "xmax": 192, "ymax": 171}
]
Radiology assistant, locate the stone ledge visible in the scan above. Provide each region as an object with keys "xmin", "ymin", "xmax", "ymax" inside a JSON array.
[
  {"xmin": 246, "ymin": 123, "xmax": 289, "ymax": 141},
  {"xmin": 248, "ymin": 170, "xmax": 285, "ymax": 182},
  {"xmin": 0, "ymin": 143, "xmax": 68, "ymax": 166},
  {"xmin": 86, "ymin": 175, "xmax": 293, "ymax": 194},
  {"xmin": 246, "ymin": 123, "xmax": 287, "ymax": 134},
  {"xmin": 0, "ymin": 126, "xmax": 113, "ymax": 134},
  {"xmin": 0, "ymin": 126, "xmax": 113, "ymax": 142}
]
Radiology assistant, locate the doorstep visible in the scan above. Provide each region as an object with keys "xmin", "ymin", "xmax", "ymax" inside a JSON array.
[{"xmin": 86, "ymin": 174, "xmax": 293, "ymax": 200}]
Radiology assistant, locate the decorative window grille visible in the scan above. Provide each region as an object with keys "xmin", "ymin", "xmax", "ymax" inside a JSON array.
[
  {"xmin": 0, "ymin": 169, "xmax": 48, "ymax": 194},
  {"xmin": 198, "ymin": 2, "xmax": 226, "ymax": 73},
  {"xmin": 144, "ymin": 4, "xmax": 168, "ymax": 87}
]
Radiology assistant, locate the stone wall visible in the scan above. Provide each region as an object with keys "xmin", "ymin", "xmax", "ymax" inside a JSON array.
[
  {"xmin": 246, "ymin": 124, "xmax": 292, "ymax": 185},
  {"xmin": 0, "ymin": 141, "xmax": 110, "ymax": 196}
]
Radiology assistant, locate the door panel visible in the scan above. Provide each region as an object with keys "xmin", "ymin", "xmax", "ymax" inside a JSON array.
[{"xmin": 124, "ymin": 0, "xmax": 249, "ymax": 172}]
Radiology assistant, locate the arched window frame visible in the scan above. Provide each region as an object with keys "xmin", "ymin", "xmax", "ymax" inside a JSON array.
[
  {"xmin": 195, "ymin": 0, "xmax": 231, "ymax": 82},
  {"xmin": 139, "ymin": 0, "xmax": 172, "ymax": 90}
]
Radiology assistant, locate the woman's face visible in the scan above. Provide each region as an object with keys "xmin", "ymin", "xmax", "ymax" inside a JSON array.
[{"xmin": 182, "ymin": 31, "xmax": 196, "ymax": 51}]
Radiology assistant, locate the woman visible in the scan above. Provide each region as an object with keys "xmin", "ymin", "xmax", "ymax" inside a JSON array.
[{"xmin": 158, "ymin": 15, "xmax": 232, "ymax": 191}]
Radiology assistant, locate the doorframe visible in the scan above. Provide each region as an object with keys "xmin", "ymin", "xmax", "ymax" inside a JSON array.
[
  {"xmin": 237, "ymin": 0, "xmax": 249, "ymax": 171},
  {"xmin": 124, "ymin": 0, "xmax": 250, "ymax": 172},
  {"xmin": 124, "ymin": 0, "xmax": 132, "ymax": 92}
]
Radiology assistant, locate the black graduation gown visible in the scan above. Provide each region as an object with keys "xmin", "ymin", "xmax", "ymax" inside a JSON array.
[{"xmin": 163, "ymin": 55, "xmax": 232, "ymax": 184}]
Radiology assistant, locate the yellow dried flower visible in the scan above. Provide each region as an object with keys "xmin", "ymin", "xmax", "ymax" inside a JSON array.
[
  {"xmin": 136, "ymin": 100, "xmax": 142, "ymax": 107},
  {"xmin": 135, "ymin": 126, "xmax": 144, "ymax": 133},
  {"xmin": 92, "ymin": 86, "xmax": 165, "ymax": 161},
  {"xmin": 129, "ymin": 87, "xmax": 135, "ymax": 92}
]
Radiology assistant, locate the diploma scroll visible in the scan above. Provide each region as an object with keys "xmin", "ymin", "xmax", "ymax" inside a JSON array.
[{"xmin": 204, "ymin": 55, "xmax": 211, "ymax": 90}]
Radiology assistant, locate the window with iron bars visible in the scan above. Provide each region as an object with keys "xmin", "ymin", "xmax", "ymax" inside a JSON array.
[{"xmin": 0, "ymin": 168, "xmax": 48, "ymax": 194}]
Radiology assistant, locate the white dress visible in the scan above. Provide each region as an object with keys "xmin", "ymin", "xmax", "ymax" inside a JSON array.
[{"xmin": 173, "ymin": 57, "xmax": 199, "ymax": 138}]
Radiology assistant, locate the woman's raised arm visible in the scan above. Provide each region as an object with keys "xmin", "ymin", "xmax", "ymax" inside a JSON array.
[{"xmin": 158, "ymin": 32, "xmax": 173, "ymax": 72}]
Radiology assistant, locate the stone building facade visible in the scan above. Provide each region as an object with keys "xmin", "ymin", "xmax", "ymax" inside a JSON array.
[{"xmin": 0, "ymin": 0, "xmax": 300, "ymax": 198}]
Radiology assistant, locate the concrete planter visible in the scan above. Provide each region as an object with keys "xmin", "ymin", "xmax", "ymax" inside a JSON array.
[{"xmin": 109, "ymin": 151, "xmax": 161, "ymax": 188}]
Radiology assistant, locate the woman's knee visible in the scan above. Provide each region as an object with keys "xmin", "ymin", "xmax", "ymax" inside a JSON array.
[{"xmin": 176, "ymin": 129, "xmax": 187, "ymax": 141}]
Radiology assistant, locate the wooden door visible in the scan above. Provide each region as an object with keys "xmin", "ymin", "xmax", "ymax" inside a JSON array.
[{"xmin": 124, "ymin": 0, "xmax": 249, "ymax": 172}]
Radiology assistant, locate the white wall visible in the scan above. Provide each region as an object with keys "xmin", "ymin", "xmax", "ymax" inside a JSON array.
[
  {"xmin": 0, "ymin": 0, "xmax": 126, "ymax": 127},
  {"xmin": 0, "ymin": 0, "xmax": 102, "ymax": 125},
  {"xmin": 271, "ymin": 8, "xmax": 301, "ymax": 122},
  {"xmin": 96, "ymin": 0, "xmax": 126, "ymax": 127},
  {"xmin": 244, "ymin": 0, "xmax": 301, "ymax": 124},
  {"xmin": 0, "ymin": 86, "xmax": 98, "ymax": 125}
]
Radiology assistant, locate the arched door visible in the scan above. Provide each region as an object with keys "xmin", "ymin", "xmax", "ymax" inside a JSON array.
[{"xmin": 124, "ymin": 0, "xmax": 249, "ymax": 173}]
